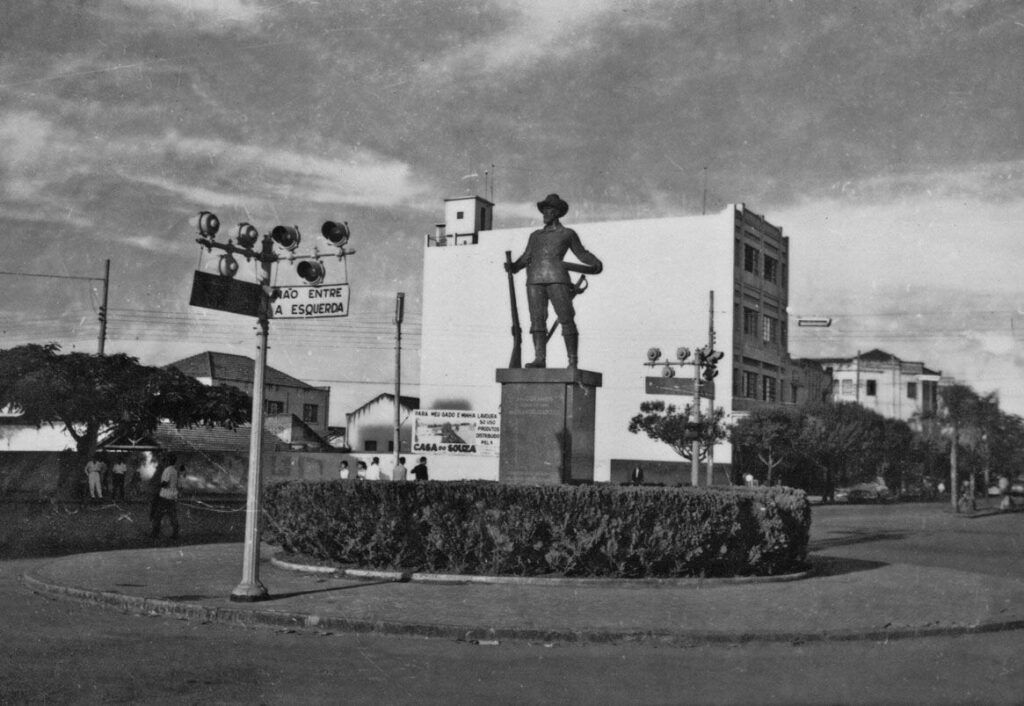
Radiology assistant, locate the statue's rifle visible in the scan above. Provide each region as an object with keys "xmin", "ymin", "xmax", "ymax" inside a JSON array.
[
  {"xmin": 546, "ymin": 274, "xmax": 589, "ymax": 342},
  {"xmin": 504, "ymin": 251, "xmax": 523, "ymax": 368}
]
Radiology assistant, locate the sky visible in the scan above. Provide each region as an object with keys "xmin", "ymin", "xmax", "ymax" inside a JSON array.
[{"xmin": 1, "ymin": 0, "xmax": 1022, "ymax": 423}]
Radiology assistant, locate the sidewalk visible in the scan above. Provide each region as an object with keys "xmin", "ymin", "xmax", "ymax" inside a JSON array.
[{"xmin": 22, "ymin": 542, "xmax": 1024, "ymax": 645}]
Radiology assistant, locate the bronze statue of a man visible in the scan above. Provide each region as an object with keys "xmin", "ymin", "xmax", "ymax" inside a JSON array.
[{"xmin": 505, "ymin": 194, "xmax": 602, "ymax": 369}]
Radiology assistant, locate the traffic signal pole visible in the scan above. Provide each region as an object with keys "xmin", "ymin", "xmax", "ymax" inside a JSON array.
[
  {"xmin": 706, "ymin": 291, "xmax": 715, "ymax": 487},
  {"xmin": 231, "ymin": 237, "xmax": 273, "ymax": 603},
  {"xmin": 691, "ymin": 354, "xmax": 701, "ymax": 487}
]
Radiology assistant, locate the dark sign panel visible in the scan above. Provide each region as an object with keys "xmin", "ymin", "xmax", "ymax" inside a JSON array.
[
  {"xmin": 645, "ymin": 377, "xmax": 715, "ymax": 398},
  {"xmin": 189, "ymin": 271, "xmax": 264, "ymax": 318}
]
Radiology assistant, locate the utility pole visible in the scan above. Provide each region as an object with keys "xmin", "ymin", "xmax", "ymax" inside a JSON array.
[
  {"xmin": 97, "ymin": 259, "xmax": 110, "ymax": 356},
  {"xmin": 393, "ymin": 292, "xmax": 405, "ymax": 468},
  {"xmin": 705, "ymin": 290, "xmax": 715, "ymax": 487},
  {"xmin": 691, "ymin": 351, "xmax": 701, "ymax": 486}
]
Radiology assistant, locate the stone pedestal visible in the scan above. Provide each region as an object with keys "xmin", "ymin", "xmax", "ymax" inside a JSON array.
[{"xmin": 496, "ymin": 368, "xmax": 602, "ymax": 485}]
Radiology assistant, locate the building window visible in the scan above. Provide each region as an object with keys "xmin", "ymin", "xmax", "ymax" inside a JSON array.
[
  {"xmin": 302, "ymin": 404, "xmax": 319, "ymax": 423},
  {"xmin": 762, "ymin": 315, "xmax": 778, "ymax": 344},
  {"xmin": 388, "ymin": 440, "xmax": 394, "ymax": 452},
  {"xmin": 743, "ymin": 307, "xmax": 759, "ymax": 336},
  {"xmin": 840, "ymin": 379, "xmax": 853, "ymax": 396},
  {"xmin": 744, "ymin": 245, "xmax": 760, "ymax": 275},
  {"xmin": 781, "ymin": 320, "xmax": 788, "ymax": 348},
  {"xmin": 865, "ymin": 380, "xmax": 877, "ymax": 397},
  {"xmin": 763, "ymin": 376, "xmax": 777, "ymax": 402},
  {"xmin": 791, "ymin": 383, "xmax": 799, "ymax": 405},
  {"xmin": 743, "ymin": 371, "xmax": 759, "ymax": 399},
  {"xmin": 364, "ymin": 440, "xmax": 378, "ymax": 452},
  {"xmin": 265, "ymin": 400, "xmax": 285, "ymax": 415},
  {"xmin": 456, "ymin": 211, "xmax": 464, "ymax": 219},
  {"xmin": 907, "ymin": 382, "xmax": 917, "ymax": 399},
  {"xmin": 763, "ymin": 255, "xmax": 778, "ymax": 284}
]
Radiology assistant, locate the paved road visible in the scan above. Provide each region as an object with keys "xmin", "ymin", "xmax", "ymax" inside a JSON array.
[{"xmin": 3, "ymin": 503, "xmax": 1023, "ymax": 704}]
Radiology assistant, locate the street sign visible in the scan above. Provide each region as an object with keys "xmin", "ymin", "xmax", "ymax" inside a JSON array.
[
  {"xmin": 645, "ymin": 377, "xmax": 715, "ymax": 399},
  {"xmin": 190, "ymin": 271, "xmax": 264, "ymax": 318},
  {"xmin": 269, "ymin": 284, "xmax": 350, "ymax": 319}
]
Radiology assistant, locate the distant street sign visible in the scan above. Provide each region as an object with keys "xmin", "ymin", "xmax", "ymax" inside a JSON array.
[
  {"xmin": 269, "ymin": 284, "xmax": 350, "ymax": 319},
  {"xmin": 190, "ymin": 271, "xmax": 264, "ymax": 318},
  {"xmin": 645, "ymin": 377, "xmax": 715, "ymax": 398},
  {"xmin": 797, "ymin": 317, "xmax": 832, "ymax": 327}
]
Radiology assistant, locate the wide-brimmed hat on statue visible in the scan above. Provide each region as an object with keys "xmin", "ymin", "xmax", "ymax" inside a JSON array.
[{"xmin": 536, "ymin": 193, "xmax": 569, "ymax": 218}]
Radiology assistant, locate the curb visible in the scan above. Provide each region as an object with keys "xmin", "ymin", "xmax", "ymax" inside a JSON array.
[
  {"xmin": 21, "ymin": 568, "xmax": 1024, "ymax": 647},
  {"xmin": 269, "ymin": 553, "xmax": 815, "ymax": 587}
]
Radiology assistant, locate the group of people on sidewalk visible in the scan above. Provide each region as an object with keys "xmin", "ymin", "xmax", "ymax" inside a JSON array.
[
  {"xmin": 339, "ymin": 456, "xmax": 429, "ymax": 482},
  {"xmin": 82, "ymin": 453, "xmax": 132, "ymax": 501}
]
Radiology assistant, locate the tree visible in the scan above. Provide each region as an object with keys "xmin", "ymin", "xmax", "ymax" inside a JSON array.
[
  {"xmin": 792, "ymin": 402, "xmax": 880, "ymax": 503},
  {"xmin": 0, "ymin": 343, "xmax": 251, "ymax": 456},
  {"xmin": 933, "ymin": 384, "xmax": 996, "ymax": 513},
  {"xmin": 729, "ymin": 406, "xmax": 800, "ymax": 485},
  {"xmin": 627, "ymin": 400, "xmax": 728, "ymax": 469}
]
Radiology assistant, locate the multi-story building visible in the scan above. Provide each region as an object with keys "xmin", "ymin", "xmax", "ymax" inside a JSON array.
[
  {"xmin": 417, "ymin": 196, "xmax": 805, "ymax": 483},
  {"xmin": 809, "ymin": 349, "xmax": 941, "ymax": 422},
  {"xmin": 167, "ymin": 351, "xmax": 331, "ymax": 440}
]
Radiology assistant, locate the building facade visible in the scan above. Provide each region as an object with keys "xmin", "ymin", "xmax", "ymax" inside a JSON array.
[
  {"xmin": 345, "ymin": 393, "xmax": 420, "ymax": 454},
  {"xmin": 810, "ymin": 349, "xmax": 941, "ymax": 422},
  {"xmin": 418, "ymin": 197, "xmax": 803, "ymax": 483},
  {"xmin": 167, "ymin": 351, "xmax": 331, "ymax": 440}
]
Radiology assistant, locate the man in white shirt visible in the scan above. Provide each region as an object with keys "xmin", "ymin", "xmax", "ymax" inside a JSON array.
[
  {"xmin": 84, "ymin": 455, "xmax": 105, "ymax": 499},
  {"xmin": 366, "ymin": 457, "xmax": 382, "ymax": 481},
  {"xmin": 151, "ymin": 456, "xmax": 180, "ymax": 540},
  {"xmin": 391, "ymin": 457, "xmax": 408, "ymax": 482}
]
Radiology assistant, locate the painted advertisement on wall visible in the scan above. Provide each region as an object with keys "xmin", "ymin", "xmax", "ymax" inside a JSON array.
[{"xmin": 412, "ymin": 410, "xmax": 500, "ymax": 456}]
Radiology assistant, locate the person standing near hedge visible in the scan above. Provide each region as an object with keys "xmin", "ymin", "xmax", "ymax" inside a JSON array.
[
  {"xmin": 151, "ymin": 455, "xmax": 180, "ymax": 540},
  {"xmin": 391, "ymin": 457, "xmax": 408, "ymax": 482},
  {"xmin": 411, "ymin": 457, "xmax": 429, "ymax": 481},
  {"xmin": 110, "ymin": 456, "xmax": 128, "ymax": 501},
  {"xmin": 84, "ymin": 454, "xmax": 105, "ymax": 500}
]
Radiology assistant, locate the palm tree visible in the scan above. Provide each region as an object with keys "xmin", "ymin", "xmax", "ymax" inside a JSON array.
[{"xmin": 936, "ymin": 384, "xmax": 996, "ymax": 513}]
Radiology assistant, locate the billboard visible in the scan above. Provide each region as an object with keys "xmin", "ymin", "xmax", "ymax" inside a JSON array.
[{"xmin": 412, "ymin": 410, "xmax": 500, "ymax": 456}]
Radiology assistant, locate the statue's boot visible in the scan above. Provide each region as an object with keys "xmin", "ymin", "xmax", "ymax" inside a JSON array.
[
  {"xmin": 525, "ymin": 333, "xmax": 547, "ymax": 368},
  {"xmin": 565, "ymin": 333, "xmax": 579, "ymax": 370}
]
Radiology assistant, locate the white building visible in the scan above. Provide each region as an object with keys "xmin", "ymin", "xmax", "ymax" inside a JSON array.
[
  {"xmin": 345, "ymin": 393, "xmax": 420, "ymax": 454},
  {"xmin": 815, "ymin": 349, "xmax": 941, "ymax": 422},
  {"xmin": 418, "ymin": 196, "xmax": 801, "ymax": 483}
]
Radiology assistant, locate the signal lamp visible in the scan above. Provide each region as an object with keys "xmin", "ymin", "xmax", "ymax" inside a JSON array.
[
  {"xmin": 296, "ymin": 259, "xmax": 326, "ymax": 286},
  {"xmin": 194, "ymin": 211, "xmax": 220, "ymax": 238},
  {"xmin": 646, "ymin": 347, "xmax": 662, "ymax": 363},
  {"xmin": 661, "ymin": 365, "xmax": 675, "ymax": 378},
  {"xmin": 321, "ymin": 221, "xmax": 350, "ymax": 247},
  {"xmin": 218, "ymin": 253, "xmax": 239, "ymax": 278},
  {"xmin": 271, "ymin": 225, "xmax": 301, "ymax": 251},
  {"xmin": 676, "ymin": 347, "xmax": 691, "ymax": 362},
  {"xmin": 234, "ymin": 223, "xmax": 259, "ymax": 249}
]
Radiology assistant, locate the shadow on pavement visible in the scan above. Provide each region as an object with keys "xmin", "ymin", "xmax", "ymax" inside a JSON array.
[
  {"xmin": 269, "ymin": 580, "xmax": 398, "ymax": 601},
  {"xmin": 809, "ymin": 529, "xmax": 905, "ymax": 551},
  {"xmin": 809, "ymin": 554, "xmax": 887, "ymax": 577}
]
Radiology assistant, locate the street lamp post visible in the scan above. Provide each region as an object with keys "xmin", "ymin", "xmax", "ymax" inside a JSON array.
[{"xmin": 189, "ymin": 212, "xmax": 354, "ymax": 602}]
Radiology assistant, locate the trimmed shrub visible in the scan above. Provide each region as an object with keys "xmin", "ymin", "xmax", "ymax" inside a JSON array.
[{"xmin": 262, "ymin": 481, "xmax": 810, "ymax": 578}]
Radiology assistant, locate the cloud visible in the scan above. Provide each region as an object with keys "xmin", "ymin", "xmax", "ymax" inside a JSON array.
[{"xmin": 116, "ymin": 0, "xmax": 265, "ymax": 29}]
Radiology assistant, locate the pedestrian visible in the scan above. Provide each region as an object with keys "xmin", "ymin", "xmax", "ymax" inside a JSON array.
[
  {"xmin": 84, "ymin": 454, "xmax": 105, "ymax": 500},
  {"xmin": 339, "ymin": 459, "xmax": 350, "ymax": 480},
  {"xmin": 151, "ymin": 455, "xmax": 180, "ymax": 540},
  {"xmin": 110, "ymin": 456, "xmax": 128, "ymax": 502},
  {"xmin": 355, "ymin": 460, "xmax": 368, "ymax": 480},
  {"xmin": 367, "ymin": 456, "xmax": 382, "ymax": 481},
  {"xmin": 391, "ymin": 456, "xmax": 408, "ymax": 482},
  {"xmin": 149, "ymin": 454, "xmax": 169, "ymax": 524},
  {"xmin": 631, "ymin": 464, "xmax": 644, "ymax": 485},
  {"xmin": 998, "ymin": 475, "xmax": 1011, "ymax": 511},
  {"xmin": 411, "ymin": 457, "xmax": 429, "ymax": 481}
]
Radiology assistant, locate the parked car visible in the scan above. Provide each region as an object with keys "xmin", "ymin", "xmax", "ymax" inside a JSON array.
[{"xmin": 845, "ymin": 482, "xmax": 894, "ymax": 504}]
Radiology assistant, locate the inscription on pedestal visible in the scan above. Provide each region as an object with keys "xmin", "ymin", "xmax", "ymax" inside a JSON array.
[{"xmin": 497, "ymin": 368, "xmax": 601, "ymax": 485}]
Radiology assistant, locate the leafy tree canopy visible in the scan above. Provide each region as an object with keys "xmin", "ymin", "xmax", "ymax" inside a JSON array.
[
  {"xmin": 729, "ymin": 406, "xmax": 801, "ymax": 484},
  {"xmin": 0, "ymin": 343, "xmax": 251, "ymax": 454},
  {"xmin": 628, "ymin": 399, "xmax": 727, "ymax": 460}
]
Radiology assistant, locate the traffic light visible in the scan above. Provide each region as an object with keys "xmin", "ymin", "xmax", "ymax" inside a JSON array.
[
  {"xmin": 646, "ymin": 347, "xmax": 662, "ymax": 363},
  {"xmin": 233, "ymin": 223, "xmax": 259, "ymax": 249},
  {"xmin": 194, "ymin": 211, "xmax": 220, "ymax": 238},
  {"xmin": 218, "ymin": 253, "xmax": 239, "ymax": 278},
  {"xmin": 271, "ymin": 225, "xmax": 301, "ymax": 251},
  {"xmin": 675, "ymin": 347, "xmax": 691, "ymax": 362},
  {"xmin": 321, "ymin": 221, "xmax": 350, "ymax": 247},
  {"xmin": 702, "ymin": 349, "xmax": 724, "ymax": 382},
  {"xmin": 661, "ymin": 364, "xmax": 675, "ymax": 378},
  {"xmin": 296, "ymin": 259, "xmax": 326, "ymax": 285}
]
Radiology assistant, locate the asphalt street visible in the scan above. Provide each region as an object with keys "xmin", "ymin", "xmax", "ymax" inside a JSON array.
[{"xmin": 2, "ymin": 503, "xmax": 1023, "ymax": 705}]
